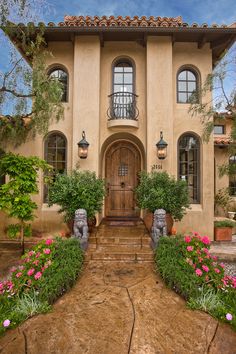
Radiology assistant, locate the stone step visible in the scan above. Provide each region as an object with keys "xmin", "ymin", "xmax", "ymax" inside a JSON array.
[
  {"xmin": 94, "ymin": 243, "xmax": 151, "ymax": 252},
  {"xmin": 92, "ymin": 236, "xmax": 150, "ymax": 245},
  {"xmin": 85, "ymin": 251, "xmax": 154, "ymax": 262}
]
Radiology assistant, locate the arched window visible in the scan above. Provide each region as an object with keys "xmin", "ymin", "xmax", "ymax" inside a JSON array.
[
  {"xmin": 229, "ymin": 155, "xmax": 236, "ymax": 196},
  {"xmin": 44, "ymin": 132, "xmax": 67, "ymax": 202},
  {"xmin": 111, "ymin": 59, "xmax": 136, "ymax": 119},
  {"xmin": 113, "ymin": 60, "xmax": 134, "ymax": 94},
  {"xmin": 49, "ymin": 68, "xmax": 68, "ymax": 102},
  {"xmin": 178, "ymin": 134, "xmax": 200, "ymax": 203},
  {"xmin": 177, "ymin": 68, "xmax": 198, "ymax": 103}
]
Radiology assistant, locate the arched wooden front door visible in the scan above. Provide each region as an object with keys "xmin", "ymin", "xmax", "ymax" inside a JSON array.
[{"xmin": 105, "ymin": 141, "xmax": 141, "ymax": 218}]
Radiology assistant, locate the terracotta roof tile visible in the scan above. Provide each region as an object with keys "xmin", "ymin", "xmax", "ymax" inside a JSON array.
[
  {"xmin": 52, "ymin": 16, "xmax": 231, "ymax": 28},
  {"xmin": 214, "ymin": 137, "xmax": 231, "ymax": 145}
]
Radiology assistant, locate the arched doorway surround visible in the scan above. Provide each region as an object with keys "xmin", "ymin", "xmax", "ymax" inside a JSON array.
[{"xmin": 104, "ymin": 139, "xmax": 142, "ymax": 218}]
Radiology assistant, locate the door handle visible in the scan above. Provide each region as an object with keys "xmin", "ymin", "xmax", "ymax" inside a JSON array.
[
  {"xmin": 106, "ymin": 183, "xmax": 110, "ymax": 196},
  {"xmin": 121, "ymin": 182, "xmax": 125, "ymax": 188}
]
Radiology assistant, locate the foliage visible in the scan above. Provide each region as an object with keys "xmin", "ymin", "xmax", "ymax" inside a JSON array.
[
  {"xmin": 48, "ymin": 170, "xmax": 106, "ymax": 222},
  {"xmin": 0, "ymin": 2, "xmax": 64, "ymax": 146},
  {"xmin": 0, "ymin": 153, "xmax": 51, "ymax": 250},
  {"xmin": 155, "ymin": 233, "xmax": 236, "ymax": 330},
  {"xmin": 135, "ymin": 171, "xmax": 190, "ymax": 221},
  {"xmin": 189, "ymin": 46, "xmax": 236, "ymax": 179},
  {"xmin": 0, "ymin": 237, "xmax": 84, "ymax": 335},
  {"xmin": 214, "ymin": 188, "xmax": 232, "ymax": 214},
  {"xmin": 6, "ymin": 223, "xmax": 32, "ymax": 239},
  {"xmin": 214, "ymin": 220, "xmax": 235, "ymax": 228}
]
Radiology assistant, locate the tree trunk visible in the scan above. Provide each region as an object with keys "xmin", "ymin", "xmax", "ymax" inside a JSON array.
[{"xmin": 20, "ymin": 220, "xmax": 25, "ymax": 254}]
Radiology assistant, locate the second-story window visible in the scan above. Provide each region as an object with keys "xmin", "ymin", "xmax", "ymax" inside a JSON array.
[
  {"xmin": 113, "ymin": 61, "xmax": 134, "ymax": 93},
  {"xmin": 177, "ymin": 69, "xmax": 198, "ymax": 103},
  {"xmin": 214, "ymin": 125, "xmax": 225, "ymax": 134},
  {"xmin": 110, "ymin": 59, "xmax": 137, "ymax": 119},
  {"xmin": 49, "ymin": 68, "xmax": 68, "ymax": 102}
]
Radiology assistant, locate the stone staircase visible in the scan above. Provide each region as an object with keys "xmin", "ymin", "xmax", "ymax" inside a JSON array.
[{"xmin": 85, "ymin": 222, "xmax": 154, "ymax": 262}]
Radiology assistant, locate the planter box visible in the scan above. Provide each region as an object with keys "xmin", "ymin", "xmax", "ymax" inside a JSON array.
[{"xmin": 214, "ymin": 227, "xmax": 232, "ymax": 241}]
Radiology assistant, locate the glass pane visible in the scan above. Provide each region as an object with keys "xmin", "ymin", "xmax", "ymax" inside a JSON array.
[
  {"xmin": 114, "ymin": 85, "xmax": 123, "ymax": 93},
  {"xmin": 47, "ymin": 136, "xmax": 57, "ymax": 148},
  {"xmin": 56, "ymin": 149, "xmax": 66, "ymax": 161},
  {"xmin": 114, "ymin": 73, "xmax": 123, "ymax": 84},
  {"xmin": 178, "ymin": 92, "xmax": 188, "ymax": 103},
  {"xmin": 187, "ymin": 71, "xmax": 196, "ymax": 81},
  {"xmin": 114, "ymin": 67, "xmax": 123, "ymax": 72},
  {"xmin": 125, "ymin": 67, "xmax": 133, "ymax": 72},
  {"xmin": 178, "ymin": 81, "xmax": 187, "ymax": 91},
  {"xmin": 214, "ymin": 125, "xmax": 224, "ymax": 134},
  {"xmin": 124, "ymin": 73, "xmax": 133, "ymax": 84},
  {"xmin": 188, "ymin": 81, "xmax": 196, "ymax": 92},
  {"xmin": 56, "ymin": 136, "xmax": 66, "ymax": 148},
  {"xmin": 178, "ymin": 71, "xmax": 187, "ymax": 80}
]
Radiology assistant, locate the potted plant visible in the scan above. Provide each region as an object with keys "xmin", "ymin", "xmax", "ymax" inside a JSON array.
[
  {"xmin": 135, "ymin": 171, "xmax": 190, "ymax": 233},
  {"xmin": 214, "ymin": 188, "xmax": 232, "ymax": 216},
  {"xmin": 48, "ymin": 170, "xmax": 106, "ymax": 233},
  {"xmin": 214, "ymin": 220, "xmax": 235, "ymax": 241}
]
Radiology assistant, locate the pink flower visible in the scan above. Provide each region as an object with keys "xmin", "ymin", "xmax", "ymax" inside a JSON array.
[
  {"xmin": 184, "ymin": 236, "xmax": 191, "ymax": 243},
  {"xmin": 205, "ymin": 275, "xmax": 209, "ymax": 281},
  {"xmin": 219, "ymin": 263, "xmax": 225, "ymax": 268},
  {"xmin": 27, "ymin": 268, "xmax": 35, "ymax": 276},
  {"xmin": 10, "ymin": 266, "xmax": 17, "ymax": 273},
  {"xmin": 34, "ymin": 272, "xmax": 42, "ymax": 280},
  {"xmin": 214, "ymin": 268, "xmax": 221, "ymax": 274},
  {"xmin": 3, "ymin": 319, "xmax": 10, "ymax": 327},
  {"xmin": 28, "ymin": 251, "xmax": 35, "ymax": 257},
  {"xmin": 202, "ymin": 265, "xmax": 209, "ymax": 272},
  {"xmin": 195, "ymin": 268, "xmax": 203, "ymax": 276},
  {"xmin": 44, "ymin": 248, "xmax": 51, "ymax": 255},
  {"xmin": 212, "ymin": 256, "xmax": 218, "ymax": 261},
  {"xmin": 203, "ymin": 248, "xmax": 209, "ymax": 254},
  {"xmin": 187, "ymin": 246, "xmax": 193, "ymax": 252},
  {"xmin": 15, "ymin": 272, "xmax": 22, "ymax": 278},
  {"xmin": 45, "ymin": 239, "xmax": 53, "ymax": 246},
  {"xmin": 201, "ymin": 236, "xmax": 210, "ymax": 245},
  {"xmin": 198, "ymin": 257, "xmax": 203, "ymax": 263},
  {"xmin": 36, "ymin": 252, "xmax": 41, "ymax": 258},
  {"xmin": 226, "ymin": 313, "xmax": 233, "ymax": 321},
  {"xmin": 33, "ymin": 260, "xmax": 39, "ymax": 266}
]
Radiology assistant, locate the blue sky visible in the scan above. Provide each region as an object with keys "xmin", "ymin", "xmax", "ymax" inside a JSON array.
[{"xmin": 44, "ymin": 0, "xmax": 235, "ymax": 25}]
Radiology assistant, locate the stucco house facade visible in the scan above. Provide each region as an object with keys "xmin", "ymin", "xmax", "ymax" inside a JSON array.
[{"xmin": 1, "ymin": 15, "xmax": 236, "ymax": 239}]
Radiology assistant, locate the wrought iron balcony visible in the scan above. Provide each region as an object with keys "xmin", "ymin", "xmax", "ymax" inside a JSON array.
[{"xmin": 107, "ymin": 92, "xmax": 139, "ymax": 120}]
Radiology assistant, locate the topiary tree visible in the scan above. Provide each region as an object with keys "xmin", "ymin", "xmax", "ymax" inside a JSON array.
[{"xmin": 0, "ymin": 153, "xmax": 51, "ymax": 253}]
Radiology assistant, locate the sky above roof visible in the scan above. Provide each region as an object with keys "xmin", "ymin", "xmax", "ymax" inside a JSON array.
[{"xmin": 43, "ymin": 0, "xmax": 235, "ymax": 25}]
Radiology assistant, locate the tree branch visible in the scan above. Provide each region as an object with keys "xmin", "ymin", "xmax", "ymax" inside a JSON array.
[{"xmin": 0, "ymin": 86, "xmax": 34, "ymax": 98}]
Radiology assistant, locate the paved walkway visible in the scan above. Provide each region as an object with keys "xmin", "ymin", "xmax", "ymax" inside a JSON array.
[{"xmin": 0, "ymin": 261, "xmax": 236, "ymax": 354}]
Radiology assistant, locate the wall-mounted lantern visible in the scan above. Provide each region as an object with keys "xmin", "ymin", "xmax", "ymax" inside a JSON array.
[
  {"xmin": 156, "ymin": 131, "xmax": 168, "ymax": 160},
  {"xmin": 77, "ymin": 131, "xmax": 89, "ymax": 159}
]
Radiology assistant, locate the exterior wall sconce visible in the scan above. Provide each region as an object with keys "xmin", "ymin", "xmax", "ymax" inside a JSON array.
[
  {"xmin": 77, "ymin": 131, "xmax": 89, "ymax": 159},
  {"xmin": 156, "ymin": 131, "xmax": 168, "ymax": 160}
]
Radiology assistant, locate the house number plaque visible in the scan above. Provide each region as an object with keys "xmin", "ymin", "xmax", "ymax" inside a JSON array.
[{"xmin": 151, "ymin": 164, "xmax": 162, "ymax": 170}]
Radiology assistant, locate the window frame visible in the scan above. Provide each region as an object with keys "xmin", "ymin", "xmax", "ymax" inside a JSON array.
[
  {"xmin": 178, "ymin": 133, "xmax": 201, "ymax": 204},
  {"xmin": 229, "ymin": 155, "xmax": 236, "ymax": 196},
  {"xmin": 48, "ymin": 66, "xmax": 69, "ymax": 103},
  {"xmin": 214, "ymin": 125, "xmax": 225, "ymax": 135},
  {"xmin": 177, "ymin": 67, "xmax": 199, "ymax": 104},
  {"xmin": 112, "ymin": 57, "xmax": 135, "ymax": 94}
]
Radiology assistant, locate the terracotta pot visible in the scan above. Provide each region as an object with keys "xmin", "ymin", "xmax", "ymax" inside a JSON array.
[
  {"xmin": 214, "ymin": 227, "xmax": 232, "ymax": 241},
  {"xmin": 143, "ymin": 211, "xmax": 173, "ymax": 235}
]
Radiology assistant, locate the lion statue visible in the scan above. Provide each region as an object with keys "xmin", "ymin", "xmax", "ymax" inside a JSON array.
[
  {"xmin": 151, "ymin": 209, "xmax": 167, "ymax": 248},
  {"xmin": 73, "ymin": 209, "xmax": 89, "ymax": 250}
]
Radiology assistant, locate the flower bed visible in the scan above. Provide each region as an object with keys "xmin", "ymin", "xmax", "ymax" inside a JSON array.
[
  {"xmin": 0, "ymin": 237, "xmax": 84, "ymax": 335},
  {"xmin": 155, "ymin": 232, "xmax": 236, "ymax": 330}
]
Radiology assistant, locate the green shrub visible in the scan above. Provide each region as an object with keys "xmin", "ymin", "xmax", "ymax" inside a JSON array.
[
  {"xmin": 135, "ymin": 171, "xmax": 190, "ymax": 221},
  {"xmin": 0, "ymin": 237, "xmax": 84, "ymax": 335},
  {"xmin": 155, "ymin": 233, "xmax": 236, "ymax": 330},
  {"xmin": 48, "ymin": 170, "xmax": 106, "ymax": 222},
  {"xmin": 214, "ymin": 220, "xmax": 235, "ymax": 228},
  {"xmin": 6, "ymin": 223, "xmax": 32, "ymax": 239}
]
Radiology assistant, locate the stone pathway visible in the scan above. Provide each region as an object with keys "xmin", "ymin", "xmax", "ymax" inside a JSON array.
[{"xmin": 0, "ymin": 261, "xmax": 236, "ymax": 354}]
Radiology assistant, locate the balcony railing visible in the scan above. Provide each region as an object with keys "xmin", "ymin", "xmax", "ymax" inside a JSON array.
[{"xmin": 107, "ymin": 92, "xmax": 139, "ymax": 120}]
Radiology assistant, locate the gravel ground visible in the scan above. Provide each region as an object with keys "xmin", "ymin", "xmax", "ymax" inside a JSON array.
[{"xmin": 224, "ymin": 262, "xmax": 236, "ymax": 277}]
